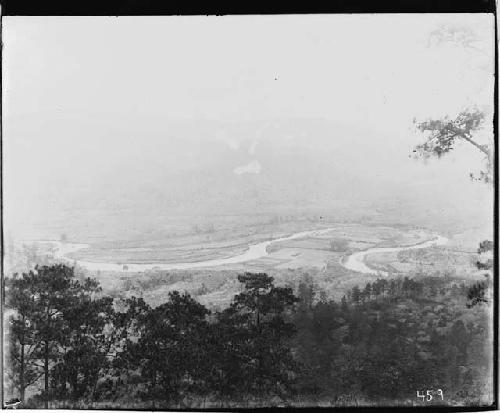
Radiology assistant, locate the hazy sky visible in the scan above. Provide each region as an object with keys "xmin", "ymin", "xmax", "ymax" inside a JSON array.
[{"xmin": 3, "ymin": 15, "xmax": 495, "ymax": 239}]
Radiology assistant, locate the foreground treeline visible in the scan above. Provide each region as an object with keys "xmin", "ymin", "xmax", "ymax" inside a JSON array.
[{"xmin": 4, "ymin": 264, "xmax": 492, "ymax": 408}]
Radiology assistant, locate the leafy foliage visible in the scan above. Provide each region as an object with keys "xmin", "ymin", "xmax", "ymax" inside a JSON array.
[
  {"xmin": 466, "ymin": 240, "xmax": 493, "ymax": 308},
  {"xmin": 4, "ymin": 266, "xmax": 492, "ymax": 408},
  {"xmin": 413, "ymin": 109, "xmax": 492, "ymax": 183},
  {"xmin": 292, "ymin": 276, "xmax": 491, "ymax": 404},
  {"xmin": 5, "ymin": 265, "xmax": 112, "ymax": 406}
]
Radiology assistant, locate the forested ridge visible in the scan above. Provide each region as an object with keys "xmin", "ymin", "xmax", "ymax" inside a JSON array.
[{"xmin": 4, "ymin": 259, "xmax": 493, "ymax": 408}]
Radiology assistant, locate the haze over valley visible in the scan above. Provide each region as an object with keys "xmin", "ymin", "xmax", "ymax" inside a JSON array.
[{"xmin": 2, "ymin": 14, "xmax": 495, "ymax": 408}]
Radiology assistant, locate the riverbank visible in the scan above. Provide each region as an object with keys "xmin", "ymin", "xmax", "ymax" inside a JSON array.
[
  {"xmin": 22, "ymin": 225, "xmax": 444, "ymax": 277},
  {"xmin": 342, "ymin": 235, "xmax": 449, "ymax": 276}
]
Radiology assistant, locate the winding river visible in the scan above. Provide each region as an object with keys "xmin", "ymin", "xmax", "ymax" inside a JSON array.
[
  {"xmin": 342, "ymin": 235, "xmax": 449, "ymax": 276},
  {"xmin": 41, "ymin": 227, "xmax": 337, "ymax": 272},
  {"xmin": 35, "ymin": 229, "xmax": 448, "ymax": 274}
]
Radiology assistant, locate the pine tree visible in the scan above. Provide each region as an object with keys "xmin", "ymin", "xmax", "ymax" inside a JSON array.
[
  {"xmin": 5, "ymin": 275, "xmax": 42, "ymax": 401},
  {"xmin": 351, "ymin": 286, "xmax": 361, "ymax": 305},
  {"xmin": 5, "ymin": 264, "xmax": 102, "ymax": 407},
  {"xmin": 221, "ymin": 272, "xmax": 299, "ymax": 400}
]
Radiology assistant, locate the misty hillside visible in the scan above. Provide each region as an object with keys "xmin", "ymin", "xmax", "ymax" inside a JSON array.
[{"xmin": 5, "ymin": 116, "xmax": 491, "ymax": 242}]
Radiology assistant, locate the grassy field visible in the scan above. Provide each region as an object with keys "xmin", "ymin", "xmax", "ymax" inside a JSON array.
[
  {"xmin": 67, "ymin": 218, "xmax": 333, "ymax": 263},
  {"xmin": 68, "ymin": 221, "xmax": 431, "ymax": 264}
]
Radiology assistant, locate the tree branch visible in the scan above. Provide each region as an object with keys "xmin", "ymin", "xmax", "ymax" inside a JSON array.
[
  {"xmin": 26, "ymin": 371, "xmax": 45, "ymax": 387},
  {"xmin": 460, "ymin": 133, "xmax": 491, "ymax": 157}
]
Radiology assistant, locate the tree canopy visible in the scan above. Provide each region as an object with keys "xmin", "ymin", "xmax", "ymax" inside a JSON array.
[
  {"xmin": 4, "ymin": 265, "xmax": 492, "ymax": 408},
  {"xmin": 413, "ymin": 108, "xmax": 492, "ymax": 183}
]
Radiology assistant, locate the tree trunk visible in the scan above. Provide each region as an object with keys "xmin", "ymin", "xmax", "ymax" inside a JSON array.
[
  {"xmin": 20, "ymin": 338, "xmax": 25, "ymax": 402},
  {"xmin": 44, "ymin": 340, "xmax": 49, "ymax": 409},
  {"xmin": 90, "ymin": 370, "xmax": 100, "ymax": 403},
  {"xmin": 461, "ymin": 132, "xmax": 491, "ymax": 157}
]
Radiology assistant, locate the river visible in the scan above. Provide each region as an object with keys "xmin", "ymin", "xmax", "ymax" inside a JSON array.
[
  {"xmin": 39, "ymin": 227, "xmax": 337, "ymax": 272},
  {"xmin": 33, "ymin": 230, "xmax": 448, "ymax": 274},
  {"xmin": 342, "ymin": 235, "xmax": 449, "ymax": 276}
]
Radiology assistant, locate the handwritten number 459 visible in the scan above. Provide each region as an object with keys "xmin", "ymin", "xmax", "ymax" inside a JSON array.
[{"xmin": 417, "ymin": 389, "xmax": 443, "ymax": 401}]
